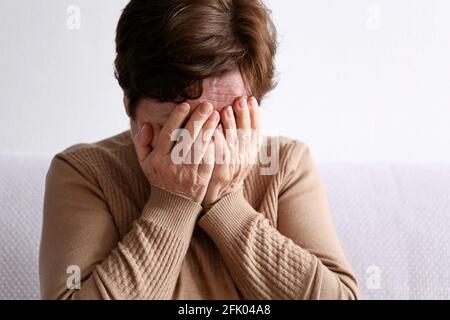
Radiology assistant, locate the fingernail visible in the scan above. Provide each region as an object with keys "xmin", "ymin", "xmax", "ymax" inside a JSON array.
[
  {"xmin": 178, "ymin": 103, "xmax": 190, "ymax": 113},
  {"xmin": 227, "ymin": 106, "xmax": 234, "ymax": 118},
  {"xmin": 200, "ymin": 102, "xmax": 212, "ymax": 115},
  {"xmin": 239, "ymin": 97, "xmax": 248, "ymax": 110},
  {"xmin": 249, "ymin": 97, "xmax": 258, "ymax": 108},
  {"xmin": 210, "ymin": 111, "xmax": 220, "ymax": 121}
]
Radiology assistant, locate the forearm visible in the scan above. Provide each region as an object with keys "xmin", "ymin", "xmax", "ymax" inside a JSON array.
[
  {"xmin": 198, "ymin": 190, "xmax": 358, "ymax": 300},
  {"xmin": 43, "ymin": 187, "xmax": 202, "ymax": 300}
]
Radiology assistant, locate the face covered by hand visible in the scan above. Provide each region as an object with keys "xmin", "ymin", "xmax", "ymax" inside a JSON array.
[{"xmin": 127, "ymin": 69, "xmax": 261, "ymax": 206}]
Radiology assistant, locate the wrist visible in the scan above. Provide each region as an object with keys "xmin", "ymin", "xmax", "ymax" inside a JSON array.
[
  {"xmin": 198, "ymin": 187, "xmax": 259, "ymax": 241},
  {"xmin": 143, "ymin": 186, "xmax": 203, "ymax": 241},
  {"xmin": 150, "ymin": 184, "xmax": 204, "ymax": 204},
  {"xmin": 202, "ymin": 196, "xmax": 219, "ymax": 211},
  {"xmin": 202, "ymin": 186, "xmax": 242, "ymax": 211}
]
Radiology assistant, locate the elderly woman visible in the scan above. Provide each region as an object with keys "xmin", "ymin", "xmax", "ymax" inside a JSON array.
[{"xmin": 39, "ymin": 0, "xmax": 358, "ymax": 300}]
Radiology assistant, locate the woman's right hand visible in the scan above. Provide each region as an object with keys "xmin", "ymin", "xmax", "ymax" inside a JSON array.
[{"xmin": 132, "ymin": 102, "xmax": 220, "ymax": 203}]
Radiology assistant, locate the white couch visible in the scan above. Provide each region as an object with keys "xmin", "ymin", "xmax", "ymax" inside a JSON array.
[{"xmin": 1, "ymin": 152, "xmax": 449, "ymax": 300}]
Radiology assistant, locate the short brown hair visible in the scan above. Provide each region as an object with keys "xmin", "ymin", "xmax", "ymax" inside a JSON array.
[{"xmin": 115, "ymin": 0, "xmax": 277, "ymax": 118}]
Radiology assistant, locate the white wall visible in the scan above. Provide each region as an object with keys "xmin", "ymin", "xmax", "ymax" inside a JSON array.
[
  {"xmin": 0, "ymin": 0, "xmax": 129, "ymax": 154},
  {"xmin": 1, "ymin": 0, "xmax": 450, "ymax": 162}
]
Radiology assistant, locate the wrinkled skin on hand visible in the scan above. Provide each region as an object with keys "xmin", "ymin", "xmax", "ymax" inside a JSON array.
[
  {"xmin": 130, "ymin": 97, "xmax": 261, "ymax": 206},
  {"xmin": 128, "ymin": 70, "xmax": 261, "ymax": 207},
  {"xmin": 132, "ymin": 102, "xmax": 220, "ymax": 203},
  {"xmin": 203, "ymin": 96, "xmax": 261, "ymax": 208}
]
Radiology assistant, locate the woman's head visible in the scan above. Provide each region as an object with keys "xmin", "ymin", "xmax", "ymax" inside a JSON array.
[{"xmin": 115, "ymin": 0, "xmax": 278, "ymax": 120}]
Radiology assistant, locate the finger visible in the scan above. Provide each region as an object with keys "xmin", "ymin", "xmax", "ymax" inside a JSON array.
[
  {"xmin": 248, "ymin": 97, "xmax": 260, "ymax": 130},
  {"xmin": 221, "ymin": 105, "xmax": 238, "ymax": 147},
  {"xmin": 213, "ymin": 128, "xmax": 230, "ymax": 166},
  {"xmin": 155, "ymin": 103, "xmax": 191, "ymax": 155},
  {"xmin": 249, "ymin": 123, "xmax": 261, "ymax": 166},
  {"xmin": 233, "ymin": 96, "xmax": 251, "ymax": 130},
  {"xmin": 187, "ymin": 110, "xmax": 220, "ymax": 165},
  {"xmin": 198, "ymin": 140, "xmax": 215, "ymax": 180},
  {"xmin": 221, "ymin": 106, "xmax": 236, "ymax": 130},
  {"xmin": 133, "ymin": 123, "xmax": 153, "ymax": 162},
  {"xmin": 178, "ymin": 102, "xmax": 214, "ymax": 153},
  {"xmin": 151, "ymin": 125, "xmax": 161, "ymax": 149}
]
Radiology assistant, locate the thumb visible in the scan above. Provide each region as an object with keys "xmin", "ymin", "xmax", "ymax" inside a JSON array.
[{"xmin": 133, "ymin": 123, "xmax": 153, "ymax": 162}]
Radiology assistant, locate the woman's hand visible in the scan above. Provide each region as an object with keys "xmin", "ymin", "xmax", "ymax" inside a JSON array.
[
  {"xmin": 202, "ymin": 97, "xmax": 261, "ymax": 208},
  {"xmin": 133, "ymin": 102, "xmax": 220, "ymax": 203}
]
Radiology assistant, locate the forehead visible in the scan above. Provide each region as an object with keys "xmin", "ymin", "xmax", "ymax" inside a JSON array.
[{"xmin": 189, "ymin": 70, "xmax": 248, "ymax": 107}]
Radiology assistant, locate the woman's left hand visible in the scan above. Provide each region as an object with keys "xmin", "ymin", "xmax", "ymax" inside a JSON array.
[{"xmin": 202, "ymin": 96, "xmax": 261, "ymax": 209}]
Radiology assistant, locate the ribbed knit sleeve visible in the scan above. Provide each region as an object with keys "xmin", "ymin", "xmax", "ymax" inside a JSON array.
[
  {"xmin": 39, "ymin": 155, "xmax": 202, "ymax": 300},
  {"xmin": 198, "ymin": 142, "xmax": 359, "ymax": 300}
]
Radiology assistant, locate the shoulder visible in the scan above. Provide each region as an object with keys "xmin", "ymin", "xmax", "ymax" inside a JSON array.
[
  {"xmin": 269, "ymin": 136, "xmax": 321, "ymax": 191},
  {"xmin": 250, "ymin": 135, "xmax": 317, "ymax": 191},
  {"xmin": 277, "ymin": 136, "xmax": 311, "ymax": 160},
  {"xmin": 271, "ymin": 136, "xmax": 323, "ymax": 192},
  {"xmin": 263, "ymin": 135, "xmax": 314, "ymax": 176},
  {"xmin": 61, "ymin": 130, "xmax": 133, "ymax": 158},
  {"xmin": 48, "ymin": 131, "xmax": 136, "ymax": 182}
]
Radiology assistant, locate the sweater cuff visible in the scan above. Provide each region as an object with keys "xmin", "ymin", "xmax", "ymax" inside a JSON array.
[
  {"xmin": 141, "ymin": 186, "xmax": 203, "ymax": 243},
  {"xmin": 198, "ymin": 188, "xmax": 260, "ymax": 248}
]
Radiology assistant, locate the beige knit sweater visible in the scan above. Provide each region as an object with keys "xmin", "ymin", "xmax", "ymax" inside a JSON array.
[{"xmin": 39, "ymin": 131, "xmax": 358, "ymax": 300}]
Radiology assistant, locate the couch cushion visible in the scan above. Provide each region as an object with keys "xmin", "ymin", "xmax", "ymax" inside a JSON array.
[
  {"xmin": 0, "ymin": 152, "xmax": 51, "ymax": 300},
  {"xmin": 322, "ymin": 164, "xmax": 450, "ymax": 299},
  {"xmin": 0, "ymin": 152, "xmax": 449, "ymax": 299}
]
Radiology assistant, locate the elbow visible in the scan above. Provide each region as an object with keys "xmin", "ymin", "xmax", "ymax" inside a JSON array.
[
  {"xmin": 310, "ymin": 260, "xmax": 359, "ymax": 300},
  {"xmin": 341, "ymin": 279, "xmax": 359, "ymax": 300},
  {"xmin": 335, "ymin": 272, "xmax": 360, "ymax": 300}
]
